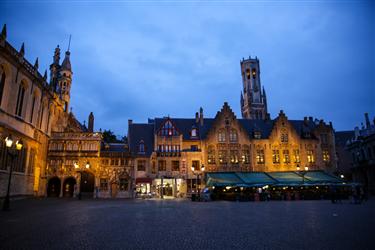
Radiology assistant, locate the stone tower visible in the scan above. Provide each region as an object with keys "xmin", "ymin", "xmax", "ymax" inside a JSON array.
[
  {"xmin": 88, "ymin": 112, "xmax": 94, "ymax": 132},
  {"xmin": 59, "ymin": 49, "xmax": 72, "ymax": 112},
  {"xmin": 240, "ymin": 56, "xmax": 268, "ymax": 119}
]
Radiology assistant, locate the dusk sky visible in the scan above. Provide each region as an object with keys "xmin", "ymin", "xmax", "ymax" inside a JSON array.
[{"xmin": 2, "ymin": 1, "xmax": 374, "ymax": 137}]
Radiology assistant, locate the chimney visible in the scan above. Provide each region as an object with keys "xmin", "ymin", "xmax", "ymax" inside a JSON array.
[
  {"xmin": 195, "ymin": 112, "xmax": 199, "ymax": 123},
  {"xmin": 88, "ymin": 112, "xmax": 94, "ymax": 132},
  {"xmin": 364, "ymin": 113, "xmax": 370, "ymax": 128},
  {"xmin": 128, "ymin": 119, "xmax": 133, "ymax": 126},
  {"xmin": 199, "ymin": 107, "xmax": 204, "ymax": 126}
]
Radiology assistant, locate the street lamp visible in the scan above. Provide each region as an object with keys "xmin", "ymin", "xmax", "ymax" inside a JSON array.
[
  {"xmin": 296, "ymin": 164, "xmax": 309, "ymax": 184},
  {"xmin": 191, "ymin": 164, "xmax": 205, "ymax": 200},
  {"xmin": 2, "ymin": 135, "xmax": 23, "ymax": 211}
]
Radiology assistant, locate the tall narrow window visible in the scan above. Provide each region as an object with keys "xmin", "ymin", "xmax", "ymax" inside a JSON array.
[
  {"xmin": 283, "ymin": 150, "xmax": 290, "ymax": 163},
  {"xmin": 15, "ymin": 84, "xmax": 26, "ymax": 117},
  {"xmin": 242, "ymin": 145, "xmax": 250, "ymax": 164},
  {"xmin": 208, "ymin": 145, "xmax": 216, "ymax": 164},
  {"xmin": 39, "ymin": 105, "xmax": 44, "ymax": 129},
  {"xmin": 30, "ymin": 96, "xmax": 36, "ymax": 123},
  {"xmin": 218, "ymin": 129, "xmax": 226, "ymax": 142},
  {"xmin": 218, "ymin": 150, "xmax": 227, "ymax": 164},
  {"xmin": 256, "ymin": 149, "xmax": 265, "ymax": 164},
  {"xmin": 246, "ymin": 69, "xmax": 250, "ymax": 79},
  {"xmin": 307, "ymin": 150, "xmax": 315, "ymax": 163},
  {"xmin": 293, "ymin": 149, "xmax": 300, "ymax": 163},
  {"xmin": 0, "ymin": 68, "xmax": 5, "ymax": 106},
  {"xmin": 229, "ymin": 129, "xmax": 238, "ymax": 142},
  {"xmin": 230, "ymin": 150, "xmax": 239, "ymax": 164},
  {"xmin": 252, "ymin": 68, "xmax": 256, "ymax": 79},
  {"xmin": 272, "ymin": 150, "xmax": 280, "ymax": 164},
  {"xmin": 322, "ymin": 150, "xmax": 330, "ymax": 162}
]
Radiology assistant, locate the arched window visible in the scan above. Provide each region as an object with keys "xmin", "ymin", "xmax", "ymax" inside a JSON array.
[
  {"xmin": 246, "ymin": 69, "xmax": 250, "ymax": 79},
  {"xmin": 218, "ymin": 129, "xmax": 226, "ymax": 142},
  {"xmin": 15, "ymin": 82, "xmax": 26, "ymax": 117},
  {"xmin": 0, "ymin": 66, "xmax": 6, "ymax": 106},
  {"xmin": 139, "ymin": 140, "xmax": 145, "ymax": 153},
  {"xmin": 29, "ymin": 95, "xmax": 36, "ymax": 123},
  {"xmin": 252, "ymin": 68, "xmax": 256, "ymax": 79},
  {"xmin": 229, "ymin": 129, "xmax": 238, "ymax": 142}
]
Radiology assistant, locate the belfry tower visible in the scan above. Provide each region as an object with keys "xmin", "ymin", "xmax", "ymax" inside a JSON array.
[{"xmin": 240, "ymin": 56, "xmax": 268, "ymax": 119}]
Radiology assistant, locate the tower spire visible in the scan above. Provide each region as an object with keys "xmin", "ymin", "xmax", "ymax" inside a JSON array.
[
  {"xmin": 67, "ymin": 34, "xmax": 71, "ymax": 52},
  {"xmin": 1, "ymin": 24, "xmax": 6, "ymax": 40},
  {"xmin": 34, "ymin": 57, "xmax": 39, "ymax": 70}
]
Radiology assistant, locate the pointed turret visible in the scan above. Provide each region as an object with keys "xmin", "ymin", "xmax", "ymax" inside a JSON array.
[
  {"xmin": 88, "ymin": 112, "xmax": 94, "ymax": 132},
  {"xmin": 34, "ymin": 57, "xmax": 39, "ymax": 70},
  {"xmin": 19, "ymin": 42, "xmax": 25, "ymax": 57},
  {"xmin": 61, "ymin": 51, "xmax": 71, "ymax": 71},
  {"xmin": 53, "ymin": 45, "xmax": 60, "ymax": 65},
  {"xmin": 1, "ymin": 24, "xmax": 6, "ymax": 40},
  {"xmin": 43, "ymin": 70, "xmax": 48, "ymax": 81}
]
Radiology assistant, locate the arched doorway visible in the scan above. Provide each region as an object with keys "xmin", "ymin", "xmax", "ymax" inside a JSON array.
[
  {"xmin": 80, "ymin": 171, "xmax": 95, "ymax": 196},
  {"xmin": 47, "ymin": 177, "xmax": 61, "ymax": 197},
  {"xmin": 63, "ymin": 177, "xmax": 76, "ymax": 197}
]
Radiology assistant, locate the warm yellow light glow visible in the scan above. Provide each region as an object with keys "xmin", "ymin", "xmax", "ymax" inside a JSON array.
[
  {"xmin": 201, "ymin": 165, "xmax": 205, "ymax": 171},
  {"xmin": 74, "ymin": 162, "xmax": 79, "ymax": 169},
  {"xmin": 305, "ymin": 166, "xmax": 309, "ymax": 171},
  {"xmin": 225, "ymin": 186, "xmax": 231, "ymax": 190},
  {"xmin": 5, "ymin": 136, "xmax": 13, "ymax": 148},
  {"xmin": 15, "ymin": 140, "xmax": 23, "ymax": 151},
  {"xmin": 191, "ymin": 166, "xmax": 195, "ymax": 172},
  {"xmin": 85, "ymin": 162, "xmax": 90, "ymax": 169}
]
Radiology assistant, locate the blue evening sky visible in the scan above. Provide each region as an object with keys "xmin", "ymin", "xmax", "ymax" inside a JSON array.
[{"xmin": 1, "ymin": 1, "xmax": 374, "ymax": 137}]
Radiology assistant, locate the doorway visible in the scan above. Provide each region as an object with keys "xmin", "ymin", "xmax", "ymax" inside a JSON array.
[
  {"xmin": 63, "ymin": 177, "xmax": 76, "ymax": 197},
  {"xmin": 47, "ymin": 177, "xmax": 61, "ymax": 197},
  {"xmin": 80, "ymin": 171, "xmax": 95, "ymax": 195}
]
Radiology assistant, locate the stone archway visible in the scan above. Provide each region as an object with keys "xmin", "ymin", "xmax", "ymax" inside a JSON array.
[
  {"xmin": 47, "ymin": 177, "xmax": 61, "ymax": 197},
  {"xmin": 63, "ymin": 177, "xmax": 76, "ymax": 197}
]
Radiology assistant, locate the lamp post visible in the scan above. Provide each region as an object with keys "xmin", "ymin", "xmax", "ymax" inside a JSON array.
[
  {"xmin": 74, "ymin": 161, "xmax": 90, "ymax": 200},
  {"xmin": 296, "ymin": 165, "xmax": 309, "ymax": 184},
  {"xmin": 191, "ymin": 164, "xmax": 205, "ymax": 200},
  {"xmin": 2, "ymin": 135, "xmax": 23, "ymax": 211}
]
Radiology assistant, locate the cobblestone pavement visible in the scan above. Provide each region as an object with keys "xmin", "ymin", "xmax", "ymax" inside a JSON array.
[{"xmin": 0, "ymin": 198, "xmax": 373, "ymax": 250}]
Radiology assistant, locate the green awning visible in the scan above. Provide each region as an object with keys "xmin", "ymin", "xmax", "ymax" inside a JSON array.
[
  {"xmin": 266, "ymin": 172, "xmax": 308, "ymax": 184},
  {"xmin": 303, "ymin": 171, "xmax": 342, "ymax": 184},
  {"xmin": 236, "ymin": 172, "xmax": 276, "ymax": 186},
  {"xmin": 206, "ymin": 173, "xmax": 243, "ymax": 187}
]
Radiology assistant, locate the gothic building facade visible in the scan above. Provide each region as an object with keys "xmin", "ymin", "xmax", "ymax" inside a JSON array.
[
  {"xmin": 1, "ymin": 25, "xmax": 338, "ymax": 200},
  {"xmin": 0, "ymin": 25, "xmax": 133, "ymax": 199}
]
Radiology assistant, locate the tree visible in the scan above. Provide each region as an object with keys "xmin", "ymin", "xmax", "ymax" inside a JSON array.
[{"xmin": 102, "ymin": 129, "xmax": 118, "ymax": 143}]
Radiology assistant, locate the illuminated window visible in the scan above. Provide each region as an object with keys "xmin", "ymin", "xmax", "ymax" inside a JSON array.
[
  {"xmin": 272, "ymin": 150, "xmax": 280, "ymax": 164},
  {"xmin": 322, "ymin": 150, "xmax": 330, "ymax": 162},
  {"xmin": 230, "ymin": 150, "xmax": 239, "ymax": 164},
  {"xmin": 218, "ymin": 150, "xmax": 227, "ymax": 164},
  {"xmin": 252, "ymin": 68, "xmax": 256, "ymax": 79},
  {"xmin": 159, "ymin": 120, "xmax": 178, "ymax": 136},
  {"xmin": 293, "ymin": 149, "xmax": 300, "ymax": 163},
  {"xmin": 283, "ymin": 150, "xmax": 290, "ymax": 163},
  {"xmin": 229, "ymin": 129, "xmax": 238, "ymax": 142},
  {"xmin": 208, "ymin": 145, "xmax": 216, "ymax": 164},
  {"xmin": 242, "ymin": 145, "xmax": 250, "ymax": 164},
  {"xmin": 218, "ymin": 129, "xmax": 226, "ymax": 142},
  {"xmin": 307, "ymin": 150, "xmax": 315, "ymax": 163},
  {"xmin": 246, "ymin": 69, "xmax": 251, "ymax": 79},
  {"xmin": 256, "ymin": 149, "xmax": 265, "ymax": 164}
]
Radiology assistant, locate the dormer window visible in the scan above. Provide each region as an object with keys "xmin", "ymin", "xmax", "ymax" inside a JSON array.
[
  {"xmin": 253, "ymin": 131, "xmax": 261, "ymax": 139},
  {"xmin": 191, "ymin": 128, "xmax": 198, "ymax": 138},
  {"xmin": 159, "ymin": 120, "xmax": 178, "ymax": 136},
  {"xmin": 138, "ymin": 140, "xmax": 145, "ymax": 153}
]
